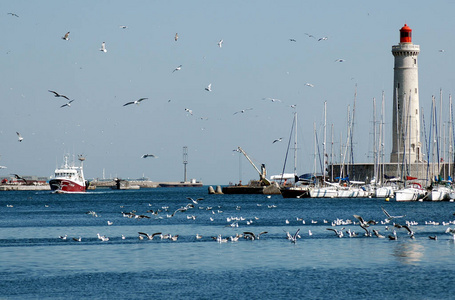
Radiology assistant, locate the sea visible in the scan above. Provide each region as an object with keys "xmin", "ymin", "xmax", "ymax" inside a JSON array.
[{"xmin": 1, "ymin": 186, "xmax": 455, "ymax": 299}]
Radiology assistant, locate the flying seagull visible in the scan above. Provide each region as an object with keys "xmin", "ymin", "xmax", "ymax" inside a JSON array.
[
  {"xmin": 173, "ymin": 65, "xmax": 182, "ymax": 72},
  {"xmin": 243, "ymin": 231, "xmax": 268, "ymax": 240},
  {"xmin": 7, "ymin": 13, "xmax": 19, "ymax": 17},
  {"xmin": 381, "ymin": 207, "xmax": 405, "ymax": 222},
  {"xmin": 100, "ymin": 42, "xmax": 107, "ymax": 53},
  {"xmin": 16, "ymin": 132, "xmax": 23, "ymax": 142},
  {"xmin": 305, "ymin": 83, "xmax": 314, "ymax": 88},
  {"xmin": 335, "ymin": 58, "xmax": 345, "ymax": 63},
  {"xmin": 205, "ymin": 83, "xmax": 212, "ymax": 92},
  {"xmin": 11, "ymin": 174, "xmax": 27, "ymax": 184},
  {"xmin": 318, "ymin": 37, "xmax": 328, "ymax": 41},
  {"xmin": 175, "ymin": 33, "xmax": 179, "ymax": 41},
  {"xmin": 141, "ymin": 154, "xmax": 156, "ymax": 158},
  {"xmin": 60, "ymin": 100, "xmax": 74, "ymax": 108},
  {"xmin": 184, "ymin": 108, "xmax": 193, "ymax": 115},
  {"xmin": 305, "ymin": 33, "xmax": 315, "ymax": 39},
  {"xmin": 123, "ymin": 98, "xmax": 148, "ymax": 106},
  {"xmin": 289, "ymin": 38, "xmax": 297, "ymax": 42},
  {"xmin": 62, "ymin": 32, "xmax": 70, "ymax": 40},
  {"xmin": 48, "ymin": 90, "xmax": 69, "ymax": 100},
  {"xmin": 273, "ymin": 137, "xmax": 283, "ymax": 144},
  {"xmin": 262, "ymin": 97, "xmax": 282, "ymax": 102},
  {"xmin": 187, "ymin": 197, "xmax": 204, "ymax": 204},
  {"xmin": 233, "ymin": 108, "xmax": 253, "ymax": 115},
  {"xmin": 217, "ymin": 39, "xmax": 223, "ymax": 48},
  {"xmin": 119, "ymin": 25, "xmax": 128, "ymax": 29}
]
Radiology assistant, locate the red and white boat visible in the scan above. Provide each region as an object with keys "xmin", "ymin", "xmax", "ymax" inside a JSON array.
[{"xmin": 49, "ymin": 155, "xmax": 88, "ymax": 193}]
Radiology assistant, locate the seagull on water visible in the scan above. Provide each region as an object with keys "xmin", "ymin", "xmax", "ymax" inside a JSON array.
[
  {"xmin": 445, "ymin": 227, "xmax": 455, "ymax": 239},
  {"xmin": 62, "ymin": 31, "xmax": 70, "ymax": 40},
  {"xmin": 141, "ymin": 154, "xmax": 156, "ymax": 158},
  {"xmin": 205, "ymin": 83, "xmax": 212, "ymax": 92},
  {"xmin": 16, "ymin": 132, "xmax": 23, "ymax": 142},
  {"xmin": 107, "ymin": 221, "xmax": 113, "ymax": 226},
  {"xmin": 100, "ymin": 42, "xmax": 107, "ymax": 53},
  {"xmin": 48, "ymin": 90, "xmax": 70, "ymax": 100},
  {"xmin": 59, "ymin": 235, "xmax": 67, "ymax": 240},
  {"xmin": 173, "ymin": 64, "xmax": 182, "ymax": 72},
  {"xmin": 60, "ymin": 99, "xmax": 74, "ymax": 108},
  {"xmin": 97, "ymin": 233, "xmax": 109, "ymax": 241},
  {"xmin": 289, "ymin": 229, "xmax": 301, "ymax": 243},
  {"xmin": 72, "ymin": 236, "xmax": 82, "ymax": 242},
  {"xmin": 217, "ymin": 39, "xmax": 223, "ymax": 48},
  {"xmin": 123, "ymin": 98, "xmax": 148, "ymax": 106}
]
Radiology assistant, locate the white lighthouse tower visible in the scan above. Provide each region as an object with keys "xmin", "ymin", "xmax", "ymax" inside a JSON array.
[{"xmin": 390, "ymin": 24, "xmax": 422, "ymax": 164}]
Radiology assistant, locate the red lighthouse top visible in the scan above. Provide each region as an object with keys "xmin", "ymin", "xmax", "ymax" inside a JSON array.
[{"xmin": 400, "ymin": 24, "xmax": 412, "ymax": 43}]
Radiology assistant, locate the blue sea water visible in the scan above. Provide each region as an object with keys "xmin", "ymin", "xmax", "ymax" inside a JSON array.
[{"xmin": 1, "ymin": 187, "xmax": 455, "ymax": 299}]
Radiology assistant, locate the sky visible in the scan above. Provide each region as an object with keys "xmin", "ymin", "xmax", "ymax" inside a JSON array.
[{"xmin": 1, "ymin": 1, "xmax": 455, "ymax": 185}]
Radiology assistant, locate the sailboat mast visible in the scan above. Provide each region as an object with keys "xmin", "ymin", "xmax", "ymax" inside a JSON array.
[
  {"xmin": 323, "ymin": 101, "xmax": 327, "ymax": 183},
  {"xmin": 293, "ymin": 112, "xmax": 298, "ymax": 176},
  {"xmin": 373, "ymin": 97, "xmax": 377, "ymax": 186}
]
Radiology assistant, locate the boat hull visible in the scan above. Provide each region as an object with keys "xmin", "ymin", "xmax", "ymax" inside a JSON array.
[
  {"xmin": 49, "ymin": 179, "xmax": 86, "ymax": 193},
  {"xmin": 280, "ymin": 187, "xmax": 310, "ymax": 198}
]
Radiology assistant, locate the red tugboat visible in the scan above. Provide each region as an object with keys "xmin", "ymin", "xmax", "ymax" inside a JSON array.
[{"xmin": 49, "ymin": 155, "xmax": 89, "ymax": 193}]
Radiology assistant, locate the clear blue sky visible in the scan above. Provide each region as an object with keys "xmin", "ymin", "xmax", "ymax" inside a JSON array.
[{"xmin": 1, "ymin": 1, "xmax": 455, "ymax": 184}]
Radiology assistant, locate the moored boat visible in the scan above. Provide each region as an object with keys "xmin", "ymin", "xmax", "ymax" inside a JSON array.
[{"xmin": 49, "ymin": 155, "xmax": 89, "ymax": 193}]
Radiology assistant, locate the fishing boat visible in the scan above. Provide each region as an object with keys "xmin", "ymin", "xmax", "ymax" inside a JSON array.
[{"xmin": 49, "ymin": 155, "xmax": 89, "ymax": 193}]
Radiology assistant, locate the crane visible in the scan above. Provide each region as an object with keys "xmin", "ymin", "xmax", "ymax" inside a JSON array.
[{"xmin": 237, "ymin": 147, "xmax": 271, "ymax": 186}]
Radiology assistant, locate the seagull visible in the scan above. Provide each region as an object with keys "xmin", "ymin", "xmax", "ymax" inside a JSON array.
[
  {"xmin": 243, "ymin": 231, "xmax": 268, "ymax": 240},
  {"xmin": 326, "ymin": 227, "xmax": 344, "ymax": 238},
  {"xmin": 60, "ymin": 100, "xmax": 74, "ymax": 108},
  {"xmin": 372, "ymin": 229, "xmax": 385, "ymax": 238},
  {"xmin": 123, "ymin": 98, "xmax": 148, "ymax": 106},
  {"xmin": 262, "ymin": 97, "xmax": 282, "ymax": 102},
  {"xmin": 205, "ymin": 83, "xmax": 212, "ymax": 92},
  {"xmin": 61, "ymin": 31, "xmax": 70, "ymax": 40},
  {"xmin": 173, "ymin": 65, "xmax": 182, "ymax": 72},
  {"xmin": 11, "ymin": 174, "xmax": 27, "ymax": 184},
  {"xmin": 48, "ymin": 90, "xmax": 70, "ymax": 100},
  {"xmin": 304, "ymin": 83, "xmax": 314, "ymax": 88},
  {"xmin": 107, "ymin": 221, "xmax": 113, "ymax": 226},
  {"xmin": 217, "ymin": 39, "xmax": 223, "ymax": 48},
  {"xmin": 289, "ymin": 229, "xmax": 301, "ymax": 243},
  {"xmin": 445, "ymin": 227, "xmax": 455, "ymax": 239},
  {"xmin": 388, "ymin": 230, "xmax": 398, "ymax": 240},
  {"xmin": 289, "ymin": 38, "xmax": 297, "ymax": 42},
  {"xmin": 138, "ymin": 232, "xmax": 162, "ymax": 240},
  {"xmin": 175, "ymin": 33, "xmax": 179, "ymax": 41},
  {"xmin": 318, "ymin": 37, "xmax": 328, "ymax": 41},
  {"xmin": 7, "ymin": 13, "xmax": 19, "ymax": 17},
  {"xmin": 272, "ymin": 137, "xmax": 283, "ymax": 144},
  {"xmin": 353, "ymin": 214, "xmax": 377, "ymax": 227},
  {"xmin": 184, "ymin": 108, "xmax": 193, "ymax": 115},
  {"xmin": 429, "ymin": 235, "xmax": 437, "ymax": 240},
  {"xmin": 97, "ymin": 233, "xmax": 109, "ymax": 241},
  {"xmin": 187, "ymin": 197, "xmax": 204, "ymax": 204},
  {"xmin": 141, "ymin": 154, "xmax": 156, "ymax": 158},
  {"xmin": 59, "ymin": 235, "xmax": 67, "ymax": 240},
  {"xmin": 233, "ymin": 108, "xmax": 253, "ymax": 115},
  {"xmin": 335, "ymin": 58, "xmax": 345, "ymax": 63},
  {"xmin": 100, "ymin": 42, "xmax": 107, "ymax": 53},
  {"xmin": 16, "ymin": 132, "xmax": 23, "ymax": 142},
  {"xmin": 290, "ymin": 104, "xmax": 297, "ymax": 109},
  {"xmin": 439, "ymin": 49, "xmax": 445, "ymax": 53},
  {"xmin": 72, "ymin": 237, "xmax": 82, "ymax": 242},
  {"xmin": 119, "ymin": 25, "xmax": 128, "ymax": 29},
  {"xmin": 381, "ymin": 207, "xmax": 405, "ymax": 222},
  {"xmin": 305, "ymin": 33, "xmax": 315, "ymax": 39}
]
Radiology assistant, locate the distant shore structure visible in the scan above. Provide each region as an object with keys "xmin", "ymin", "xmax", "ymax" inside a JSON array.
[{"xmin": 390, "ymin": 24, "xmax": 421, "ymax": 163}]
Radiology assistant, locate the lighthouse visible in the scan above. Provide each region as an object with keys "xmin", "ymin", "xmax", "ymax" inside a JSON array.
[{"xmin": 390, "ymin": 24, "xmax": 422, "ymax": 164}]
